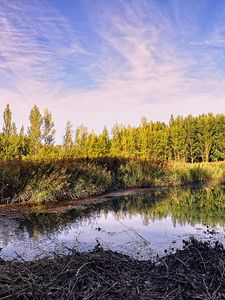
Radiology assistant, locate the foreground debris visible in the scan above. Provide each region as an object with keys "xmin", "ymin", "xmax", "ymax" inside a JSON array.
[{"xmin": 1, "ymin": 239, "xmax": 225, "ymax": 299}]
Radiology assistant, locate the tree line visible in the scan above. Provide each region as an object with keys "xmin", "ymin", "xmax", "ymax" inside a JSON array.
[{"xmin": 0, "ymin": 104, "xmax": 224, "ymax": 162}]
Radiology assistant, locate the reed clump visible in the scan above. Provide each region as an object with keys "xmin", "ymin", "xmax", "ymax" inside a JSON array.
[{"xmin": 0, "ymin": 158, "xmax": 224, "ymax": 205}]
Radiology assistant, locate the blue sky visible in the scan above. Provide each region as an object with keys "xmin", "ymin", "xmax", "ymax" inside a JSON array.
[{"xmin": 0, "ymin": 0, "xmax": 225, "ymax": 142}]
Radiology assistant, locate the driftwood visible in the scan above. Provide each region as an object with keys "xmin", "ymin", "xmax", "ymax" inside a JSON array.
[{"xmin": 1, "ymin": 238, "xmax": 225, "ymax": 299}]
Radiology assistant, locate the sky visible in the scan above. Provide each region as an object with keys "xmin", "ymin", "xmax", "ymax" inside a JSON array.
[{"xmin": 0, "ymin": 0, "xmax": 225, "ymax": 142}]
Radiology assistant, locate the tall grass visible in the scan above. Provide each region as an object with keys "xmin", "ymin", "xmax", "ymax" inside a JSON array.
[{"xmin": 0, "ymin": 158, "xmax": 224, "ymax": 205}]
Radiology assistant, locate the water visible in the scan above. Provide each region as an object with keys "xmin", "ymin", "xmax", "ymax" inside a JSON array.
[{"xmin": 0, "ymin": 185, "xmax": 225, "ymax": 260}]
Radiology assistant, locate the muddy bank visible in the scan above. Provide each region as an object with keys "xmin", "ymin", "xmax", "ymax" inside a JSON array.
[
  {"xmin": 0, "ymin": 238, "xmax": 225, "ymax": 299},
  {"xmin": 0, "ymin": 186, "xmax": 171, "ymax": 215},
  {"xmin": 0, "ymin": 183, "xmax": 206, "ymax": 216}
]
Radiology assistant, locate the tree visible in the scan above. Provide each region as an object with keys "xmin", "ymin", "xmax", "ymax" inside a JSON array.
[
  {"xmin": 96, "ymin": 126, "xmax": 110, "ymax": 156},
  {"xmin": 87, "ymin": 130, "xmax": 98, "ymax": 157},
  {"xmin": 3, "ymin": 104, "xmax": 12, "ymax": 136},
  {"xmin": 11, "ymin": 122, "xmax": 17, "ymax": 135},
  {"xmin": 0, "ymin": 104, "xmax": 224, "ymax": 162},
  {"xmin": 19, "ymin": 125, "xmax": 25, "ymax": 137},
  {"xmin": 74, "ymin": 125, "xmax": 89, "ymax": 157},
  {"xmin": 110, "ymin": 124, "xmax": 124, "ymax": 156},
  {"xmin": 42, "ymin": 108, "xmax": 55, "ymax": 146},
  {"xmin": 169, "ymin": 115, "xmax": 187, "ymax": 161},
  {"xmin": 185, "ymin": 115, "xmax": 200, "ymax": 163},
  {"xmin": 63, "ymin": 121, "xmax": 73, "ymax": 149},
  {"xmin": 139, "ymin": 120, "xmax": 150, "ymax": 157},
  {"xmin": 28, "ymin": 105, "xmax": 42, "ymax": 155}
]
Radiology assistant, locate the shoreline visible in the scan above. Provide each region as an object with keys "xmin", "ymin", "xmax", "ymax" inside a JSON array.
[{"xmin": 0, "ymin": 182, "xmax": 207, "ymax": 215}]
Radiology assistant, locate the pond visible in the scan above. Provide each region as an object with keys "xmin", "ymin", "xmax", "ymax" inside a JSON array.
[{"xmin": 0, "ymin": 185, "xmax": 225, "ymax": 261}]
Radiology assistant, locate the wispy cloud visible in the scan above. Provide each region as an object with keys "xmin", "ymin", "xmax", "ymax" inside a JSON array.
[
  {"xmin": 60, "ymin": 1, "xmax": 225, "ymax": 110},
  {"xmin": 0, "ymin": 0, "xmax": 84, "ymax": 97},
  {"xmin": 0, "ymin": 0, "xmax": 225, "ymax": 141}
]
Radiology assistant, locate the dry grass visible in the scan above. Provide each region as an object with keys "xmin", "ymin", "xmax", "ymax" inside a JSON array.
[{"xmin": 1, "ymin": 239, "xmax": 225, "ymax": 299}]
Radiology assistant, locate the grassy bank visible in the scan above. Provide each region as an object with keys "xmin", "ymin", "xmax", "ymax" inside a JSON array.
[
  {"xmin": 0, "ymin": 158, "xmax": 224, "ymax": 205},
  {"xmin": 1, "ymin": 239, "xmax": 225, "ymax": 299}
]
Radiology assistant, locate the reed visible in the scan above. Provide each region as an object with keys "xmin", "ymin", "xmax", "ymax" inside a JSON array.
[{"xmin": 0, "ymin": 158, "xmax": 224, "ymax": 205}]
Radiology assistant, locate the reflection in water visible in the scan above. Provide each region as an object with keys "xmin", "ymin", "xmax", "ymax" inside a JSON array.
[{"xmin": 0, "ymin": 186, "xmax": 225, "ymax": 260}]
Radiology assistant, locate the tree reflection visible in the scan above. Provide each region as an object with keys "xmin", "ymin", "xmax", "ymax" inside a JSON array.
[{"xmin": 1, "ymin": 186, "xmax": 224, "ymax": 243}]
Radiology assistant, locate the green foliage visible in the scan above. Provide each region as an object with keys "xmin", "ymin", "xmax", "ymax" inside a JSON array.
[
  {"xmin": 0, "ymin": 104, "xmax": 225, "ymax": 162},
  {"xmin": 63, "ymin": 121, "xmax": 73, "ymax": 149},
  {"xmin": 42, "ymin": 109, "xmax": 56, "ymax": 146},
  {"xmin": 69, "ymin": 163, "xmax": 113, "ymax": 198},
  {"xmin": 19, "ymin": 169, "xmax": 71, "ymax": 204},
  {"xmin": 119, "ymin": 159, "xmax": 166, "ymax": 187},
  {"xmin": 0, "ymin": 158, "xmax": 224, "ymax": 205},
  {"xmin": 2, "ymin": 104, "xmax": 12, "ymax": 136},
  {"xmin": 28, "ymin": 105, "xmax": 42, "ymax": 155},
  {"xmin": 0, "ymin": 134, "xmax": 30, "ymax": 159},
  {"xmin": 0, "ymin": 104, "xmax": 225, "ymax": 204}
]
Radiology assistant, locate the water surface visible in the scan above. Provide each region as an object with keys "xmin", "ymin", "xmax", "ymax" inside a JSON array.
[{"xmin": 0, "ymin": 186, "xmax": 225, "ymax": 260}]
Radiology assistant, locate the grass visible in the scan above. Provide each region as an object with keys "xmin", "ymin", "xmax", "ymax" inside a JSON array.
[{"xmin": 0, "ymin": 157, "xmax": 224, "ymax": 205}]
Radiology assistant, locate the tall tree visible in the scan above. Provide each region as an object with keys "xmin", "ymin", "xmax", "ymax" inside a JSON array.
[
  {"xmin": 63, "ymin": 121, "xmax": 73, "ymax": 149},
  {"xmin": 87, "ymin": 130, "xmax": 98, "ymax": 157},
  {"xmin": 3, "ymin": 104, "xmax": 12, "ymax": 136},
  {"xmin": 19, "ymin": 125, "xmax": 25, "ymax": 137},
  {"xmin": 110, "ymin": 124, "xmax": 124, "ymax": 156},
  {"xmin": 42, "ymin": 108, "xmax": 56, "ymax": 146},
  {"xmin": 28, "ymin": 105, "xmax": 42, "ymax": 155},
  {"xmin": 185, "ymin": 115, "xmax": 200, "ymax": 163},
  {"xmin": 169, "ymin": 115, "xmax": 187, "ymax": 161},
  {"xmin": 11, "ymin": 122, "xmax": 17, "ymax": 135},
  {"xmin": 96, "ymin": 126, "xmax": 110, "ymax": 156},
  {"xmin": 74, "ymin": 125, "xmax": 89, "ymax": 157}
]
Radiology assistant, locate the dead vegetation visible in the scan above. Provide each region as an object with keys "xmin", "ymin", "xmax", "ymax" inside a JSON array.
[{"xmin": 1, "ymin": 238, "xmax": 225, "ymax": 299}]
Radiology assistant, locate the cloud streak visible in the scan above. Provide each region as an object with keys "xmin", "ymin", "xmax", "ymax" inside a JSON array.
[
  {"xmin": 0, "ymin": 1, "xmax": 84, "ymax": 96},
  {"xmin": 0, "ymin": 0, "xmax": 225, "ymax": 141}
]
